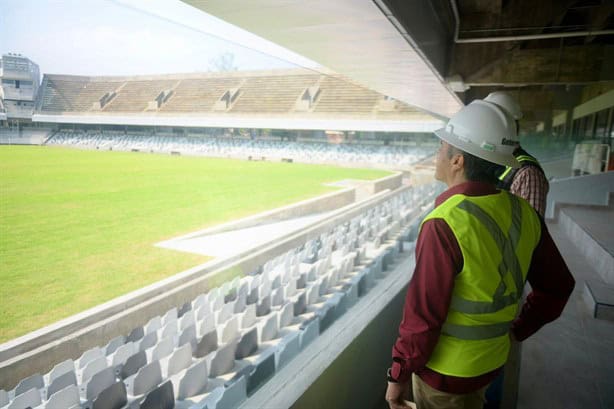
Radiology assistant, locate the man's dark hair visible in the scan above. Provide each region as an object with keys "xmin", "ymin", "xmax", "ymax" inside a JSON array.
[{"xmin": 447, "ymin": 144, "xmax": 500, "ymax": 184}]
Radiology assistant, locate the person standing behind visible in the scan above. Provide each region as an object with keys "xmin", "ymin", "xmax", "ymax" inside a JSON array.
[
  {"xmin": 384, "ymin": 100, "xmax": 575, "ymax": 409},
  {"xmin": 484, "ymin": 92, "xmax": 550, "ymax": 216}
]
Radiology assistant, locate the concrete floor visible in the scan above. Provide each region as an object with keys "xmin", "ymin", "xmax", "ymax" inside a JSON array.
[{"xmin": 518, "ymin": 219, "xmax": 614, "ymax": 409}]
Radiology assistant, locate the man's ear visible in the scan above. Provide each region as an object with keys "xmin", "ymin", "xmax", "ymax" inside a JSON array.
[{"xmin": 451, "ymin": 151, "xmax": 464, "ymax": 171}]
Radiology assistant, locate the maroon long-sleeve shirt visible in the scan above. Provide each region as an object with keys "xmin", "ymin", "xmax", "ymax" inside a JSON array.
[{"xmin": 391, "ymin": 181, "xmax": 575, "ymax": 393}]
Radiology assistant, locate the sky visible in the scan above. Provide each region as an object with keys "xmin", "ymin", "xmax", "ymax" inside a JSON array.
[{"xmin": 0, "ymin": 0, "xmax": 320, "ymax": 76}]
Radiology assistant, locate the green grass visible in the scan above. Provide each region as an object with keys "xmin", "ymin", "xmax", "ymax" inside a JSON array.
[{"xmin": 0, "ymin": 146, "xmax": 389, "ymax": 342}]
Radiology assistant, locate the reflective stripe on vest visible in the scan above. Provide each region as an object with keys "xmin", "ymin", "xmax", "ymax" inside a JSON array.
[{"xmin": 447, "ymin": 195, "xmax": 523, "ymax": 319}]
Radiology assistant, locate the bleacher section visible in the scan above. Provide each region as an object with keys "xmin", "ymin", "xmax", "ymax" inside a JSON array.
[
  {"xmin": 40, "ymin": 76, "xmax": 122, "ymax": 113},
  {"xmin": 35, "ymin": 70, "xmax": 426, "ymax": 120},
  {"xmin": 0, "ymin": 183, "xmax": 440, "ymax": 409},
  {"xmin": 46, "ymin": 131, "xmax": 436, "ymax": 168}
]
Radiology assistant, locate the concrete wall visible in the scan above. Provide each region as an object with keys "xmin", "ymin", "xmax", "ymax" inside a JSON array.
[{"xmin": 177, "ymin": 187, "xmax": 356, "ymax": 238}]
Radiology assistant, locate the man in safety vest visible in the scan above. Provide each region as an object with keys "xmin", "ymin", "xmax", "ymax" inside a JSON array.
[
  {"xmin": 385, "ymin": 100, "xmax": 575, "ymax": 409},
  {"xmin": 485, "ymin": 92, "xmax": 549, "ymax": 217}
]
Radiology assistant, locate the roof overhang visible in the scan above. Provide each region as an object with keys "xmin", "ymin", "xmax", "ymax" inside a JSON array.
[{"xmin": 183, "ymin": 0, "xmax": 463, "ymax": 119}]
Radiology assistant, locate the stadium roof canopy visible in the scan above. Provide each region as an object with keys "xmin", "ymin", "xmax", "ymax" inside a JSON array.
[
  {"xmin": 185, "ymin": 0, "xmax": 614, "ymax": 130},
  {"xmin": 33, "ymin": 69, "xmax": 443, "ymax": 132}
]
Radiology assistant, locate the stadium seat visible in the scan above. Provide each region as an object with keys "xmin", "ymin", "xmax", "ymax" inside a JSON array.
[
  {"xmin": 7, "ymin": 388, "xmax": 41, "ymax": 409},
  {"xmin": 47, "ymin": 370, "xmax": 77, "ymax": 399},
  {"xmin": 126, "ymin": 360, "xmax": 163, "ymax": 397},
  {"xmin": 138, "ymin": 331, "xmax": 158, "ymax": 352},
  {"xmin": 80, "ymin": 356, "xmax": 107, "ymax": 383},
  {"xmin": 84, "ymin": 366, "xmax": 115, "ymax": 402},
  {"xmin": 177, "ymin": 324, "xmax": 196, "ymax": 350},
  {"xmin": 77, "ymin": 347, "xmax": 104, "ymax": 370},
  {"xmin": 194, "ymin": 329, "xmax": 218, "ymax": 359},
  {"xmin": 150, "ymin": 336, "xmax": 174, "ymax": 362},
  {"xmin": 209, "ymin": 339, "xmax": 238, "ymax": 377},
  {"xmin": 173, "ymin": 358, "xmax": 208, "ymax": 400},
  {"xmin": 144, "ymin": 316, "xmax": 162, "ymax": 335},
  {"xmin": 14, "ymin": 373, "xmax": 44, "ymax": 396},
  {"xmin": 104, "ymin": 336, "xmax": 126, "ymax": 356},
  {"xmin": 45, "ymin": 384, "xmax": 80, "ymax": 409},
  {"xmin": 47, "ymin": 359, "xmax": 75, "ymax": 385},
  {"xmin": 137, "ymin": 380, "xmax": 174, "ymax": 409},
  {"xmin": 110, "ymin": 341, "xmax": 136, "ymax": 374},
  {"xmin": 126, "ymin": 326, "xmax": 144, "ymax": 343},
  {"xmin": 92, "ymin": 381, "xmax": 127, "ymax": 409},
  {"xmin": 164, "ymin": 343, "xmax": 192, "ymax": 378},
  {"xmin": 235, "ymin": 327, "xmax": 258, "ymax": 359},
  {"xmin": 220, "ymin": 316, "xmax": 239, "ymax": 344},
  {"xmin": 120, "ymin": 350, "xmax": 147, "ymax": 379}
]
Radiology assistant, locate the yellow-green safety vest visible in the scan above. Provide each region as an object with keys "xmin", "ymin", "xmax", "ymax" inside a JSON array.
[{"xmin": 421, "ymin": 190, "xmax": 541, "ymax": 377}]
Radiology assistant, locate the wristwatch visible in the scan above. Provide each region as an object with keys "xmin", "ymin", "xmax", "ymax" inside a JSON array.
[
  {"xmin": 387, "ymin": 367, "xmax": 398, "ymax": 383},
  {"xmin": 387, "ymin": 358, "xmax": 404, "ymax": 383}
]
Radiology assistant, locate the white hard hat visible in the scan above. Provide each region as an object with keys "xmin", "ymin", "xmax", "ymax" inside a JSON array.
[
  {"xmin": 434, "ymin": 100, "xmax": 520, "ymax": 168},
  {"xmin": 484, "ymin": 91, "xmax": 523, "ymax": 120}
]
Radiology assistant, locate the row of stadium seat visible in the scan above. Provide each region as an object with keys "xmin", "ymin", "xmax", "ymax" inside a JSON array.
[
  {"xmin": 46, "ymin": 131, "xmax": 435, "ymax": 167},
  {"xmin": 1, "ymin": 183, "xmax": 440, "ymax": 409}
]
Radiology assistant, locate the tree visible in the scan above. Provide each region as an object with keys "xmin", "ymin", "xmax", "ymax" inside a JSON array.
[{"xmin": 208, "ymin": 52, "xmax": 238, "ymax": 72}]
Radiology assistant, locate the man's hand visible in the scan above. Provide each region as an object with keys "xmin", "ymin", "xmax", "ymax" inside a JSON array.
[{"xmin": 385, "ymin": 381, "xmax": 416, "ymax": 409}]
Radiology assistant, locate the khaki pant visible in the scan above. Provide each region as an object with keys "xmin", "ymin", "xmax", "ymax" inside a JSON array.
[{"xmin": 412, "ymin": 374, "xmax": 488, "ymax": 409}]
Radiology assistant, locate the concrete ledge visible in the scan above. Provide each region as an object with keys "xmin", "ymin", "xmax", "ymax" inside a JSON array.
[
  {"xmin": 559, "ymin": 207, "xmax": 614, "ymax": 285},
  {"xmin": 174, "ymin": 187, "xmax": 356, "ymax": 239},
  {"xmin": 0, "ymin": 185, "xmax": 414, "ymax": 390},
  {"xmin": 545, "ymin": 172, "xmax": 614, "ymax": 220},
  {"xmin": 583, "ymin": 281, "xmax": 614, "ymax": 321}
]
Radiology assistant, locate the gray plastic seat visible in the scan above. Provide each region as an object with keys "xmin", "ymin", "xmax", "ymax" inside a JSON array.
[
  {"xmin": 130, "ymin": 360, "xmax": 162, "ymax": 396},
  {"xmin": 256, "ymin": 295, "xmax": 271, "ymax": 317},
  {"xmin": 85, "ymin": 366, "xmax": 115, "ymax": 401},
  {"xmin": 220, "ymin": 316, "xmax": 239, "ymax": 344},
  {"xmin": 77, "ymin": 347, "xmax": 103, "ymax": 369},
  {"xmin": 166, "ymin": 343, "xmax": 192, "ymax": 378},
  {"xmin": 150, "ymin": 336, "xmax": 174, "ymax": 362},
  {"xmin": 138, "ymin": 331, "xmax": 158, "ymax": 352},
  {"xmin": 105, "ymin": 335, "xmax": 126, "ymax": 356},
  {"xmin": 258, "ymin": 312, "xmax": 279, "ymax": 343},
  {"xmin": 139, "ymin": 380, "xmax": 174, "ymax": 409},
  {"xmin": 47, "ymin": 359, "xmax": 75, "ymax": 384},
  {"xmin": 7, "ymin": 388, "xmax": 41, "ymax": 409},
  {"xmin": 92, "ymin": 381, "xmax": 127, "ymax": 409},
  {"xmin": 126, "ymin": 326, "xmax": 144, "ymax": 343},
  {"xmin": 279, "ymin": 301, "xmax": 294, "ymax": 328},
  {"xmin": 14, "ymin": 373, "xmax": 44, "ymax": 396},
  {"xmin": 179, "ymin": 311, "xmax": 195, "ymax": 332},
  {"xmin": 120, "ymin": 350, "xmax": 147, "ymax": 379},
  {"xmin": 45, "ymin": 384, "xmax": 80, "ymax": 409},
  {"xmin": 144, "ymin": 316, "xmax": 162, "ymax": 335},
  {"xmin": 174, "ymin": 359, "xmax": 208, "ymax": 400},
  {"xmin": 81, "ymin": 356, "xmax": 107, "ymax": 383},
  {"xmin": 235, "ymin": 327, "xmax": 258, "ymax": 359},
  {"xmin": 177, "ymin": 301, "xmax": 192, "ymax": 318},
  {"xmin": 194, "ymin": 329, "xmax": 218, "ymax": 358},
  {"xmin": 178, "ymin": 324, "xmax": 196, "ymax": 350},
  {"xmin": 47, "ymin": 370, "xmax": 77, "ymax": 399},
  {"xmin": 110, "ymin": 341, "xmax": 136, "ymax": 374},
  {"xmin": 209, "ymin": 340, "xmax": 237, "ymax": 377}
]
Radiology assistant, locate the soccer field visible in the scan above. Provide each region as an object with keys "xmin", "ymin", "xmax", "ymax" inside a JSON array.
[{"xmin": 0, "ymin": 146, "xmax": 390, "ymax": 342}]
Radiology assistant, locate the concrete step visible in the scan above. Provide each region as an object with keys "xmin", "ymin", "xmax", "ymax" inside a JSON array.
[
  {"xmin": 583, "ymin": 280, "xmax": 614, "ymax": 321},
  {"xmin": 559, "ymin": 201, "xmax": 614, "ymax": 285}
]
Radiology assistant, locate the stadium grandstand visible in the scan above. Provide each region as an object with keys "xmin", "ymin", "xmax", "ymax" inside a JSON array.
[{"xmin": 1, "ymin": 1, "xmax": 614, "ymax": 409}]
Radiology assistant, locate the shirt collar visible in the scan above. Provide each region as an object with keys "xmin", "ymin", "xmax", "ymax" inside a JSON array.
[{"xmin": 434, "ymin": 181, "xmax": 499, "ymax": 208}]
